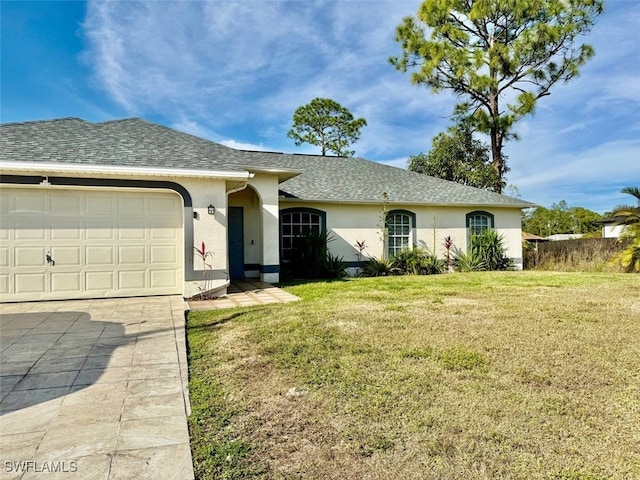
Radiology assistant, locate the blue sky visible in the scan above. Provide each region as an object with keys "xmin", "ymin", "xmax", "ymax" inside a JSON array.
[{"xmin": 2, "ymin": 0, "xmax": 638, "ymax": 214}]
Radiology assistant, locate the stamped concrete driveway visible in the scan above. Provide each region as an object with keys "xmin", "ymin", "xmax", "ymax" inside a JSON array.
[{"xmin": 0, "ymin": 296, "xmax": 194, "ymax": 480}]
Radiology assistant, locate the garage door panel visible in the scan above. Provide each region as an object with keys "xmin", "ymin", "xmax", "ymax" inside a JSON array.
[
  {"xmin": 150, "ymin": 270, "xmax": 178, "ymax": 288},
  {"xmin": 15, "ymin": 247, "xmax": 46, "ymax": 267},
  {"xmin": 50, "ymin": 218, "xmax": 82, "ymax": 240},
  {"xmin": 14, "ymin": 190, "xmax": 46, "ymax": 214},
  {"xmin": 150, "ymin": 197, "xmax": 180, "ymax": 216},
  {"xmin": 118, "ymin": 221, "xmax": 146, "ymax": 240},
  {"xmin": 50, "ymin": 246, "xmax": 81, "ymax": 266},
  {"xmin": 85, "ymin": 219, "xmax": 115, "ymax": 240},
  {"xmin": 119, "ymin": 246, "xmax": 146, "ymax": 264},
  {"xmin": 150, "ymin": 227, "xmax": 179, "ymax": 239},
  {"xmin": 0, "ymin": 275, "xmax": 8, "ymax": 294},
  {"xmin": 2, "ymin": 187, "xmax": 183, "ymax": 302},
  {"xmin": 51, "ymin": 272, "xmax": 81, "ymax": 292},
  {"xmin": 14, "ymin": 218, "xmax": 48, "ymax": 240},
  {"xmin": 15, "ymin": 273, "xmax": 46, "ymax": 294},
  {"xmin": 119, "ymin": 271, "xmax": 146, "ymax": 289},
  {"xmin": 150, "ymin": 245, "xmax": 177, "ymax": 263},
  {"xmin": 51, "ymin": 194, "xmax": 81, "ymax": 215},
  {"xmin": 86, "ymin": 246, "xmax": 115, "ymax": 266},
  {"xmin": 118, "ymin": 196, "xmax": 145, "ymax": 215},
  {"xmin": 86, "ymin": 195, "xmax": 114, "ymax": 215},
  {"xmin": 86, "ymin": 271, "xmax": 114, "ymax": 291},
  {"xmin": 0, "ymin": 190, "xmax": 13, "ymax": 214}
]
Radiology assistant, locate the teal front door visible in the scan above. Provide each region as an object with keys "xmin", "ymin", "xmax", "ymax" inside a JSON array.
[{"xmin": 228, "ymin": 207, "xmax": 245, "ymax": 279}]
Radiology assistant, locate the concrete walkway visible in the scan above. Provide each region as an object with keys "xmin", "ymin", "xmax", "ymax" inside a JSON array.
[
  {"xmin": 0, "ymin": 296, "xmax": 194, "ymax": 480},
  {"xmin": 187, "ymin": 280, "xmax": 299, "ymax": 311}
]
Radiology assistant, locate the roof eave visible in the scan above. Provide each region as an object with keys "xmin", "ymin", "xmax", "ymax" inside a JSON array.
[
  {"xmin": 245, "ymin": 166, "xmax": 303, "ymax": 182},
  {"xmin": 278, "ymin": 197, "xmax": 537, "ymax": 209},
  {"xmin": 0, "ymin": 161, "xmax": 251, "ymax": 180}
]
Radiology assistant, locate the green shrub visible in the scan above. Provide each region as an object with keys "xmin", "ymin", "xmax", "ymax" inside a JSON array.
[
  {"xmin": 287, "ymin": 230, "xmax": 330, "ymax": 278},
  {"xmin": 610, "ymin": 237, "xmax": 640, "ymax": 273},
  {"xmin": 323, "ymin": 253, "xmax": 348, "ymax": 278},
  {"xmin": 453, "ymin": 250, "xmax": 486, "ymax": 272},
  {"xmin": 471, "ymin": 229, "xmax": 515, "ymax": 270},
  {"xmin": 284, "ymin": 231, "xmax": 348, "ymax": 279},
  {"xmin": 392, "ymin": 247, "xmax": 445, "ymax": 275},
  {"xmin": 362, "ymin": 257, "xmax": 397, "ymax": 277},
  {"xmin": 453, "ymin": 230, "xmax": 514, "ymax": 272}
]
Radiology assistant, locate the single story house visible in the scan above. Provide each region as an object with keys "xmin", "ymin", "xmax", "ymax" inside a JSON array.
[
  {"xmin": 599, "ymin": 218, "xmax": 626, "ymax": 239},
  {"xmin": 0, "ymin": 118, "xmax": 535, "ymax": 302}
]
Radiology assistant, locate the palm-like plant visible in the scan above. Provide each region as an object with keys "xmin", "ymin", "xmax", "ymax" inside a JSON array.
[
  {"xmin": 610, "ymin": 187, "xmax": 640, "ymax": 273},
  {"xmin": 611, "ymin": 187, "xmax": 640, "ymax": 226}
]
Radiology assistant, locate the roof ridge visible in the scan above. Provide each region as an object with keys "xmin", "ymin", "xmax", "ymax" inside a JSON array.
[
  {"xmin": 0, "ymin": 117, "xmax": 89, "ymax": 127},
  {"xmin": 92, "ymin": 117, "xmax": 142, "ymax": 126},
  {"xmin": 239, "ymin": 149, "xmax": 348, "ymax": 158}
]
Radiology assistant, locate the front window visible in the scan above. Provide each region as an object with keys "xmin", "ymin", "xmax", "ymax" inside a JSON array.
[
  {"xmin": 387, "ymin": 210, "xmax": 415, "ymax": 258},
  {"xmin": 466, "ymin": 211, "xmax": 494, "ymax": 236},
  {"xmin": 280, "ymin": 209, "xmax": 324, "ymax": 261}
]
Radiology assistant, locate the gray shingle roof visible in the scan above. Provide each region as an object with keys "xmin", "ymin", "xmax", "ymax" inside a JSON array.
[
  {"xmin": 0, "ymin": 117, "xmax": 247, "ymax": 172},
  {"xmin": 1, "ymin": 117, "xmax": 535, "ymax": 208}
]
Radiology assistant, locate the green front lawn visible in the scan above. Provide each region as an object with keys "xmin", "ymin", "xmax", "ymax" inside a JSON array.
[{"xmin": 186, "ymin": 272, "xmax": 639, "ymax": 480}]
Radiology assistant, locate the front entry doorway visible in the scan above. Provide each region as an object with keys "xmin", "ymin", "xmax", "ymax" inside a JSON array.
[{"xmin": 228, "ymin": 206, "xmax": 245, "ymax": 279}]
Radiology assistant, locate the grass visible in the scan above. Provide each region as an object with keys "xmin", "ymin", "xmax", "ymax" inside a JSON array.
[{"xmin": 186, "ymin": 272, "xmax": 640, "ymax": 479}]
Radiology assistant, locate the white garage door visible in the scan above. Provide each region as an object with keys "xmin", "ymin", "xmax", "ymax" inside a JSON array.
[{"xmin": 0, "ymin": 186, "xmax": 183, "ymax": 302}]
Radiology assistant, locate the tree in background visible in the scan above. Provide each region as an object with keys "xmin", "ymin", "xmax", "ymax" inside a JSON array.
[
  {"xmin": 287, "ymin": 98, "xmax": 367, "ymax": 156},
  {"xmin": 390, "ymin": 0, "xmax": 604, "ymax": 193},
  {"xmin": 522, "ymin": 201, "xmax": 602, "ymax": 237},
  {"xmin": 571, "ymin": 206, "xmax": 604, "ymax": 235},
  {"xmin": 408, "ymin": 125, "xmax": 503, "ymax": 191},
  {"xmin": 610, "ymin": 187, "xmax": 640, "ymax": 273}
]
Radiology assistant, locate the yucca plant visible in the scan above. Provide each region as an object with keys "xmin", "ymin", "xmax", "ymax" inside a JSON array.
[
  {"xmin": 470, "ymin": 229, "xmax": 515, "ymax": 271},
  {"xmin": 453, "ymin": 250, "xmax": 486, "ymax": 272},
  {"xmin": 323, "ymin": 253, "xmax": 348, "ymax": 278}
]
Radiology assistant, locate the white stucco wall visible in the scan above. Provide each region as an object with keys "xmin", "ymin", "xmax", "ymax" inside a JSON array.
[
  {"xmin": 249, "ymin": 174, "xmax": 281, "ymax": 283},
  {"xmin": 173, "ymin": 177, "xmax": 230, "ymax": 298},
  {"xmin": 181, "ymin": 173, "xmax": 282, "ymax": 294},
  {"xmin": 603, "ymin": 224, "xmax": 625, "ymax": 238},
  {"xmin": 180, "ymin": 173, "xmax": 282, "ymax": 295},
  {"xmin": 280, "ymin": 201, "xmax": 525, "ymax": 269}
]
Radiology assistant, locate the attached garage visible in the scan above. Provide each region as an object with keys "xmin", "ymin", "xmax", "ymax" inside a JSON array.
[{"xmin": 0, "ymin": 186, "xmax": 183, "ymax": 302}]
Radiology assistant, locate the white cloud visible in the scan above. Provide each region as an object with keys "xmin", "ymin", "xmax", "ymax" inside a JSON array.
[
  {"xmin": 377, "ymin": 157, "xmax": 409, "ymax": 169},
  {"xmin": 81, "ymin": 0, "xmax": 640, "ymax": 213},
  {"xmin": 219, "ymin": 139, "xmax": 270, "ymax": 152}
]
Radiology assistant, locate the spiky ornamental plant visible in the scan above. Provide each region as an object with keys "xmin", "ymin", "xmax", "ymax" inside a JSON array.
[
  {"xmin": 194, "ymin": 242, "xmax": 215, "ymax": 299},
  {"xmin": 391, "ymin": 0, "xmax": 604, "ymax": 193},
  {"xmin": 443, "ymin": 235, "xmax": 454, "ymax": 271}
]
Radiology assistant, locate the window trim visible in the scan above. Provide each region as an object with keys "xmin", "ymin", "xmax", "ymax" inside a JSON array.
[
  {"xmin": 279, "ymin": 207, "xmax": 327, "ymax": 261},
  {"xmin": 466, "ymin": 210, "xmax": 495, "ymax": 237},
  {"xmin": 386, "ymin": 209, "xmax": 416, "ymax": 258}
]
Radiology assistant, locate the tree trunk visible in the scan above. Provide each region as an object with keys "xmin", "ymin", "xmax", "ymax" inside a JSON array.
[
  {"xmin": 490, "ymin": 131, "xmax": 503, "ymax": 193},
  {"xmin": 488, "ymin": 88, "xmax": 503, "ymax": 194}
]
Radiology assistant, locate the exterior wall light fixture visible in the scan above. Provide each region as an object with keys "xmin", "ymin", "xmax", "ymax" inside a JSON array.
[{"xmin": 207, "ymin": 205, "xmax": 215, "ymax": 215}]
